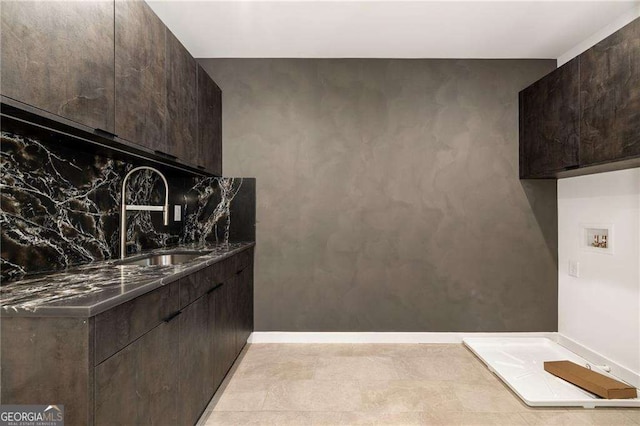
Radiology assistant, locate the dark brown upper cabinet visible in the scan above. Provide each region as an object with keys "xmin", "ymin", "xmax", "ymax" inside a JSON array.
[
  {"xmin": 198, "ymin": 65, "xmax": 223, "ymax": 176},
  {"xmin": 580, "ymin": 18, "xmax": 640, "ymax": 167},
  {"xmin": 2, "ymin": 0, "xmax": 223, "ymax": 175},
  {"xmin": 0, "ymin": 1, "xmax": 115, "ymax": 132},
  {"xmin": 166, "ymin": 30, "xmax": 198, "ymax": 162},
  {"xmin": 519, "ymin": 58, "xmax": 580, "ymax": 178},
  {"xmin": 115, "ymin": 0, "xmax": 167, "ymax": 153},
  {"xmin": 520, "ymin": 18, "xmax": 640, "ymax": 178}
]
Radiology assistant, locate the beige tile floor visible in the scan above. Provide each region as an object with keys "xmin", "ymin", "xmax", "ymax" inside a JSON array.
[{"xmin": 198, "ymin": 344, "xmax": 640, "ymax": 425}]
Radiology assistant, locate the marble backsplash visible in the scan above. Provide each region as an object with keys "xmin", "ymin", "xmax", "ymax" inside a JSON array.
[{"xmin": 0, "ymin": 131, "xmax": 251, "ymax": 282}]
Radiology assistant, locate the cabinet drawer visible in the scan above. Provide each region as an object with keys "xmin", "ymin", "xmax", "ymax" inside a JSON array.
[
  {"xmin": 179, "ymin": 261, "xmax": 229, "ymax": 307},
  {"xmin": 95, "ymin": 281, "xmax": 179, "ymax": 365},
  {"xmin": 224, "ymin": 248, "xmax": 252, "ymax": 278}
]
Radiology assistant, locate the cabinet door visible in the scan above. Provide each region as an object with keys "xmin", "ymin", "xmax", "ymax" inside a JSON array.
[
  {"xmin": 0, "ymin": 1, "xmax": 115, "ymax": 132},
  {"xmin": 1, "ymin": 317, "xmax": 93, "ymax": 426},
  {"xmin": 197, "ymin": 65, "xmax": 223, "ymax": 175},
  {"xmin": 167, "ymin": 30, "xmax": 198, "ymax": 162},
  {"xmin": 580, "ymin": 18, "xmax": 640, "ymax": 166},
  {"xmin": 95, "ymin": 319, "xmax": 179, "ymax": 425},
  {"xmin": 519, "ymin": 58, "xmax": 580, "ymax": 178},
  {"xmin": 236, "ymin": 265, "xmax": 254, "ymax": 354},
  {"xmin": 213, "ymin": 280, "xmax": 236, "ymax": 390},
  {"xmin": 95, "ymin": 279, "xmax": 179, "ymax": 364},
  {"xmin": 179, "ymin": 295, "xmax": 214, "ymax": 426},
  {"xmin": 115, "ymin": 0, "xmax": 166, "ymax": 151}
]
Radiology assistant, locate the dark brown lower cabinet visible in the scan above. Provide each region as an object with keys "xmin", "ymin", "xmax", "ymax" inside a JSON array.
[
  {"xmin": 1, "ymin": 246, "xmax": 254, "ymax": 426},
  {"xmin": 213, "ymin": 279, "xmax": 237, "ymax": 389},
  {"xmin": 179, "ymin": 293, "xmax": 215, "ymax": 426},
  {"xmin": 236, "ymin": 265, "xmax": 254, "ymax": 354},
  {"xmin": 95, "ymin": 318, "xmax": 180, "ymax": 426},
  {"xmin": 0, "ymin": 317, "xmax": 93, "ymax": 426}
]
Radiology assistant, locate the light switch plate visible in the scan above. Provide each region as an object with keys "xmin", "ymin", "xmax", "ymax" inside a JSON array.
[
  {"xmin": 569, "ymin": 260, "xmax": 580, "ymax": 278},
  {"xmin": 174, "ymin": 205, "xmax": 182, "ymax": 222}
]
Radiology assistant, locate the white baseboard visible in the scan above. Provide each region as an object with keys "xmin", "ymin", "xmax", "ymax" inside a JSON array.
[
  {"xmin": 248, "ymin": 331, "xmax": 557, "ymax": 344},
  {"xmin": 557, "ymin": 334, "xmax": 640, "ymax": 389}
]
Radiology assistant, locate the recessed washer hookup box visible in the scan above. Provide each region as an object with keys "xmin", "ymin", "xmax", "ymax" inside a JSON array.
[{"xmin": 544, "ymin": 360, "xmax": 638, "ymax": 400}]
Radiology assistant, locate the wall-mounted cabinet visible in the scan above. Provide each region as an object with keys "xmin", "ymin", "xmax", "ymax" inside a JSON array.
[
  {"xmin": 198, "ymin": 65, "xmax": 223, "ymax": 175},
  {"xmin": 167, "ymin": 30, "xmax": 199, "ymax": 164},
  {"xmin": 115, "ymin": 0, "xmax": 168, "ymax": 155},
  {"xmin": 520, "ymin": 18, "xmax": 640, "ymax": 179},
  {"xmin": 0, "ymin": 1, "xmax": 115, "ymax": 133},
  {"xmin": 519, "ymin": 58, "xmax": 580, "ymax": 178},
  {"xmin": 0, "ymin": 0, "xmax": 223, "ymax": 176},
  {"xmin": 580, "ymin": 19, "xmax": 640, "ymax": 167}
]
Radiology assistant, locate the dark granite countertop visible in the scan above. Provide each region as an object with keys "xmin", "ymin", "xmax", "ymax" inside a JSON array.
[{"xmin": 0, "ymin": 242, "xmax": 255, "ymax": 318}]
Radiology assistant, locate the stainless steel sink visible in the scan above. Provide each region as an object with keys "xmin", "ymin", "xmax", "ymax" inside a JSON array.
[{"xmin": 115, "ymin": 250, "xmax": 212, "ymax": 266}]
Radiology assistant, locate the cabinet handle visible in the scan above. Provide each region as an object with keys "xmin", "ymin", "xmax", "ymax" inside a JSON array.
[
  {"xmin": 95, "ymin": 128, "xmax": 117, "ymax": 138},
  {"xmin": 163, "ymin": 310, "xmax": 182, "ymax": 323},
  {"xmin": 154, "ymin": 150, "xmax": 178, "ymax": 160},
  {"xmin": 236, "ymin": 268, "xmax": 245, "ymax": 275},
  {"xmin": 207, "ymin": 282, "xmax": 224, "ymax": 294}
]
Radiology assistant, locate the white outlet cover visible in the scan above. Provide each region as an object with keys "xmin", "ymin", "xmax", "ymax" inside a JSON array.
[
  {"xmin": 174, "ymin": 205, "xmax": 182, "ymax": 221},
  {"xmin": 569, "ymin": 260, "xmax": 580, "ymax": 278}
]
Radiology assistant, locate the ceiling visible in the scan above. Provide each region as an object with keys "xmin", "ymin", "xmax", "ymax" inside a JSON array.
[{"xmin": 147, "ymin": 0, "xmax": 640, "ymax": 59}]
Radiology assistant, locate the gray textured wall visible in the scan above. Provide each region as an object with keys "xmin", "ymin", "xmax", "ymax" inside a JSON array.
[{"xmin": 199, "ymin": 59, "xmax": 558, "ymax": 332}]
